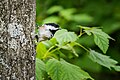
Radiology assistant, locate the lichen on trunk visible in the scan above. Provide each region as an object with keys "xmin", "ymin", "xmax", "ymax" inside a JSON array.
[{"xmin": 0, "ymin": 0, "xmax": 36, "ymax": 79}]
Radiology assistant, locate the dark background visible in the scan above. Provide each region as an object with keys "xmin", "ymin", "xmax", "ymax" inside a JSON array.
[{"xmin": 36, "ymin": 0, "xmax": 120, "ymax": 80}]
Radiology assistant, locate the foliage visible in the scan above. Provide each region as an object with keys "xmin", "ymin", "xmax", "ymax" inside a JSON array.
[
  {"xmin": 35, "ymin": 26, "xmax": 120, "ymax": 80},
  {"xmin": 36, "ymin": 0, "xmax": 120, "ymax": 80},
  {"xmin": 36, "ymin": 58, "xmax": 46, "ymax": 80},
  {"xmin": 89, "ymin": 49, "xmax": 120, "ymax": 71},
  {"xmin": 46, "ymin": 58, "xmax": 93, "ymax": 80},
  {"xmin": 82, "ymin": 27, "xmax": 113, "ymax": 53},
  {"xmin": 54, "ymin": 29, "xmax": 78, "ymax": 45}
]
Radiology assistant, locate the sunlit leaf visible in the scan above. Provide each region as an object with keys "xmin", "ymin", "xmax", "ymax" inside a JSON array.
[
  {"xmin": 54, "ymin": 29, "xmax": 78, "ymax": 45},
  {"xmin": 36, "ymin": 58, "xmax": 46, "ymax": 80},
  {"xmin": 91, "ymin": 29, "xmax": 113, "ymax": 53},
  {"xmin": 83, "ymin": 27, "xmax": 113, "ymax": 53},
  {"xmin": 46, "ymin": 58, "xmax": 94, "ymax": 80},
  {"xmin": 89, "ymin": 49, "xmax": 120, "ymax": 71},
  {"xmin": 42, "ymin": 38, "xmax": 57, "ymax": 48},
  {"xmin": 113, "ymin": 66, "xmax": 120, "ymax": 71},
  {"xmin": 36, "ymin": 42, "xmax": 47, "ymax": 59}
]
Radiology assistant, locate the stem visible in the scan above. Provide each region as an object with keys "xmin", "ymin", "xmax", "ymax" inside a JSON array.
[
  {"xmin": 50, "ymin": 47, "xmax": 60, "ymax": 54},
  {"xmin": 78, "ymin": 31, "xmax": 86, "ymax": 38},
  {"xmin": 75, "ymin": 42, "xmax": 89, "ymax": 52},
  {"xmin": 42, "ymin": 45, "xmax": 60, "ymax": 59},
  {"xmin": 78, "ymin": 28, "xmax": 85, "ymax": 37},
  {"xmin": 47, "ymin": 45, "xmax": 56, "ymax": 53},
  {"xmin": 42, "ymin": 45, "xmax": 56, "ymax": 59},
  {"xmin": 80, "ymin": 27, "xmax": 82, "ymax": 35},
  {"xmin": 78, "ymin": 28, "xmax": 83, "ymax": 37}
]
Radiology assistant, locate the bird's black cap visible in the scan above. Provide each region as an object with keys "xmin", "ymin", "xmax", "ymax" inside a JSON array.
[
  {"xmin": 45, "ymin": 23, "xmax": 60, "ymax": 28},
  {"xmin": 44, "ymin": 23, "xmax": 60, "ymax": 35}
]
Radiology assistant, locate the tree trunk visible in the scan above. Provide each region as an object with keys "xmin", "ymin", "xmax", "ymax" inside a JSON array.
[{"xmin": 0, "ymin": 0, "xmax": 36, "ymax": 79}]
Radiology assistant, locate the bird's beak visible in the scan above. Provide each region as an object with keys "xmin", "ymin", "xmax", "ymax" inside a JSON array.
[{"xmin": 58, "ymin": 27, "xmax": 61, "ymax": 30}]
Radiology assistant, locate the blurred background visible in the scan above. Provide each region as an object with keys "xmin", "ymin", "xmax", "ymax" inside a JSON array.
[{"xmin": 36, "ymin": 0, "xmax": 120, "ymax": 80}]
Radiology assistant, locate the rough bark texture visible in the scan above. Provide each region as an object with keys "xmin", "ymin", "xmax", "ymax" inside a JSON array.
[{"xmin": 0, "ymin": 0, "xmax": 36, "ymax": 79}]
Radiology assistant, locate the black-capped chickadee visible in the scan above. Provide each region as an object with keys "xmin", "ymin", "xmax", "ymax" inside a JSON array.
[{"xmin": 35, "ymin": 23, "xmax": 60, "ymax": 42}]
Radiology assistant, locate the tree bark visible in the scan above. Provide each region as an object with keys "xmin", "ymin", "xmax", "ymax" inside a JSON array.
[{"xmin": 0, "ymin": 0, "xmax": 36, "ymax": 79}]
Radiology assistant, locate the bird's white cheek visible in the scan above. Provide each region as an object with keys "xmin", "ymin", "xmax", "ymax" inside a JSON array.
[
  {"xmin": 39, "ymin": 30, "xmax": 52, "ymax": 38},
  {"xmin": 44, "ymin": 31, "xmax": 52, "ymax": 38}
]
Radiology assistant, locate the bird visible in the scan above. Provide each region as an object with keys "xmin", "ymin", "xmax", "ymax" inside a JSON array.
[{"xmin": 35, "ymin": 23, "xmax": 60, "ymax": 42}]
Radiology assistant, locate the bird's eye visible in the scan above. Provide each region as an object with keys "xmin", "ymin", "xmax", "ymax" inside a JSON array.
[
  {"xmin": 49, "ymin": 29, "xmax": 52, "ymax": 32},
  {"xmin": 49, "ymin": 29, "xmax": 58, "ymax": 35}
]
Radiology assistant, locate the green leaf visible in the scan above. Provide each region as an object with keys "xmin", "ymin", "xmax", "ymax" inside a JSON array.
[
  {"xmin": 84, "ymin": 30, "xmax": 92, "ymax": 36},
  {"xmin": 36, "ymin": 58, "xmax": 46, "ymax": 80},
  {"xmin": 46, "ymin": 58, "xmax": 94, "ymax": 80},
  {"xmin": 94, "ymin": 33, "xmax": 109, "ymax": 53},
  {"xmin": 84, "ymin": 28, "xmax": 112, "ymax": 53},
  {"xmin": 91, "ymin": 29, "xmax": 112, "ymax": 53},
  {"xmin": 73, "ymin": 14, "xmax": 93, "ymax": 23},
  {"xmin": 89, "ymin": 49, "xmax": 120, "ymax": 71},
  {"xmin": 47, "ymin": 6, "xmax": 63, "ymax": 14},
  {"xmin": 46, "ymin": 59, "xmax": 61, "ymax": 80},
  {"xmin": 36, "ymin": 42, "xmax": 47, "ymax": 59},
  {"xmin": 54, "ymin": 29, "xmax": 78, "ymax": 45},
  {"xmin": 59, "ymin": 8, "xmax": 76, "ymax": 20},
  {"xmin": 113, "ymin": 66, "xmax": 120, "ymax": 71},
  {"xmin": 43, "ymin": 16, "xmax": 60, "ymax": 23},
  {"xmin": 42, "ymin": 38, "xmax": 57, "ymax": 49}
]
